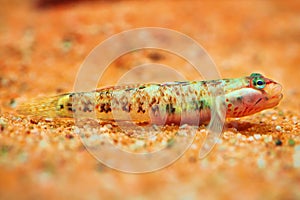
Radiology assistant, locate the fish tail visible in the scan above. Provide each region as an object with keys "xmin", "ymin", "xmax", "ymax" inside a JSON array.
[{"xmin": 17, "ymin": 94, "xmax": 73, "ymax": 118}]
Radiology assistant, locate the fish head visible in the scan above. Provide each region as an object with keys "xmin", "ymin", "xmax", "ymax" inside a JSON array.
[{"xmin": 225, "ymin": 73, "xmax": 283, "ymax": 117}]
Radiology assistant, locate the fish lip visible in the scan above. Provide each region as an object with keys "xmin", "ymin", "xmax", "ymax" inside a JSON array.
[
  {"xmin": 265, "ymin": 93, "xmax": 283, "ymax": 108},
  {"xmin": 272, "ymin": 92, "xmax": 283, "ymax": 99},
  {"xmin": 269, "ymin": 83, "xmax": 283, "ymax": 99},
  {"xmin": 263, "ymin": 83, "xmax": 283, "ymax": 107}
]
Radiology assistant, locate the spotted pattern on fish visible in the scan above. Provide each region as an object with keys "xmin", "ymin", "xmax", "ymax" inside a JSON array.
[{"xmin": 17, "ymin": 73, "xmax": 283, "ymax": 125}]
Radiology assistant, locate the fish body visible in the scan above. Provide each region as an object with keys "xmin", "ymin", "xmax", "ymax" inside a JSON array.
[{"xmin": 17, "ymin": 73, "xmax": 283, "ymax": 125}]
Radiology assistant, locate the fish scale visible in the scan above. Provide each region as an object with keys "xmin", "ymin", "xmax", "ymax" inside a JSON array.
[{"xmin": 17, "ymin": 73, "xmax": 283, "ymax": 125}]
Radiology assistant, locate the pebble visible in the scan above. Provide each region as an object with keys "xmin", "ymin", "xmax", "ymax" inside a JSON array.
[
  {"xmin": 288, "ymin": 139, "xmax": 295, "ymax": 147},
  {"xmin": 65, "ymin": 133, "xmax": 74, "ymax": 139},
  {"xmin": 278, "ymin": 110, "xmax": 284, "ymax": 116},
  {"xmin": 272, "ymin": 116, "xmax": 278, "ymax": 121},
  {"xmin": 100, "ymin": 127, "xmax": 108, "ymax": 132},
  {"xmin": 105, "ymin": 124, "xmax": 112, "ymax": 129},
  {"xmin": 44, "ymin": 118, "xmax": 53, "ymax": 122},
  {"xmin": 264, "ymin": 135, "xmax": 273, "ymax": 143},
  {"xmin": 223, "ymin": 131, "xmax": 234, "ymax": 139},
  {"xmin": 149, "ymin": 135, "xmax": 157, "ymax": 142},
  {"xmin": 177, "ymin": 129, "xmax": 188, "ymax": 137},
  {"xmin": 30, "ymin": 128, "xmax": 39, "ymax": 134},
  {"xmin": 236, "ymin": 133, "xmax": 242, "ymax": 139},
  {"xmin": 167, "ymin": 138, "xmax": 175, "ymax": 148},
  {"xmin": 229, "ymin": 138, "xmax": 237, "ymax": 144},
  {"xmin": 129, "ymin": 139, "xmax": 145, "ymax": 150},
  {"xmin": 241, "ymin": 136, "xmax": 247, "ymax": 142},
  {"xmin": 73, "ymin": 126, "xmax": 80, "ymax": 134},
  {"xmin": 152, "ymin": 124, "xmax": 159, "ymax": 131},
  {"xmin": 0, "ymin": 118, "xmax": 7, "ymax": 131},
  {"xmin": 247, "ymin": 136, "xmax": 254, "ymax": 142},
  {"xmin": 135, "ymin": 140, "xmax": 145, "ymax": 148},
  {"xmin": 179, "ymin": 124, "xmax": 188, "ymax": 129},
  {"xmin": 275, "ymin": 139, "xmax": 282, "ymax": 146},
  {"xmin": 292, "ymin": 116, "xmax": 298, "ymax": 125},
  {"xmin": 253, "ymin": 134, "xmax": 262, "ymax": 140},
  {"xmin": 9, "ymin": 99, "xmax": 17, "ymax": 108},
  {"xmin": 275, "ymin": 125, "xmax": 282, "ymax": 131}
]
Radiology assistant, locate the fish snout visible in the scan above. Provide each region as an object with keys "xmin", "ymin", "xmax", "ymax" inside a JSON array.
[{"xmin": 271, "ymin": 83, "xmax": 283, "ymax": 98}]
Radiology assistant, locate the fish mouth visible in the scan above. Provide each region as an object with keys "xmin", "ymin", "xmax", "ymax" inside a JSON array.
[
  {"xmin": 265, "ymin": 83, "xmax": 283, "ymax": 106},
  {"xmin": 270, "ymin": 83, "xmax": 283, "ymax": 99}
]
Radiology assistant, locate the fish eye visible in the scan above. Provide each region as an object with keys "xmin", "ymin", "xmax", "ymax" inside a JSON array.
[{"xmin": 253, "ymin": 78, "xmax": 266, "ymax": 89}]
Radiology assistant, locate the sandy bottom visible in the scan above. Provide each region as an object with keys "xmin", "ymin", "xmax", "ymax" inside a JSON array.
[{"xmin": 0, "ymin": 1, "xmax": 300, "ymax": 199}]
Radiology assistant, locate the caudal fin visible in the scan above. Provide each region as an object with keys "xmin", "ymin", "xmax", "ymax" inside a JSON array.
[{"xmin": 17, "ymin": 95, "xmax": 64, "ymax": 118}]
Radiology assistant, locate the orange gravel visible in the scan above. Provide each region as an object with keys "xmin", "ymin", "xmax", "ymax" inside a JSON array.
[{"xmin": 0, "ymin": 1, "xmax": 300, "ymax": 199}]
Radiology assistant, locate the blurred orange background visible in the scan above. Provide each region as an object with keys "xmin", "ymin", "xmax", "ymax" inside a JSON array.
[{"xmin": 0, "ymin": 0, "xmax": 300, "ymax": 199}]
